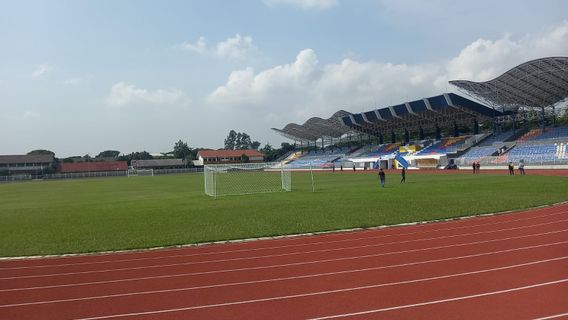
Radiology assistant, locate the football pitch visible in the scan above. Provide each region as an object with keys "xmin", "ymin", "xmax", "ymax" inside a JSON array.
[{"xmin": 0, "ymin": 172, "xmax": 567, "ymax": 257}]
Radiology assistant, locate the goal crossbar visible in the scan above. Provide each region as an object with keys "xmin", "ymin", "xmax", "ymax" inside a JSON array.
[{"xmin": 204, "ymin": 162, "xmax": 291, "ymax": 197}]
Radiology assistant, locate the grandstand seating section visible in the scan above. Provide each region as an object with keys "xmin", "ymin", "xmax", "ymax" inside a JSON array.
[
  {"xmin": 459, "ymin": 146, "xmax": 498, "ymax": 161},
  {"xmin": 286, "ymin": 148, "xmax": 350, "ymax": 168},
  {"xmin": 492, "ymin": 125, "xmax": 568, "ymax": 164},
  {"xmin": 517, "ymin": 125, "xmax": 568, "ymax": 142},
  {"xmin": 504, "ymin": 144, "xmax": 558, "ymax": 163},
  {"xmin": 284, "ymin": 126, "xmax": 568, "ymax": 168},
  {"xmin": 496, "ymin": 142, "xmax": 568, "ymax": 163},
  {"xmin": 415, "ymin": 136, "xmax": 468, "ymax": 156},
  {"xmin": 478, "ymin": 130, "xmax": 515, "ymax": 147},
  {"xmin": 360, "ymin": 143, "xmax": 400, "ymax": 158}
]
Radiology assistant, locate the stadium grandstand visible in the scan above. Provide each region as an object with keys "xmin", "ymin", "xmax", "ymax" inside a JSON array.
[{"xmin": 273, "ymin": 57, "xmax": 568, "ymax": 170}]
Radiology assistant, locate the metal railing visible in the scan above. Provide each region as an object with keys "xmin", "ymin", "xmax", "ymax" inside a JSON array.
[
  {"xmin": 0, "ymin": 168, "xmax": 204, "ymax": 183},
  {"xmin": 453, "ymin": 156, "xmax": 568, "ymax": 167}
]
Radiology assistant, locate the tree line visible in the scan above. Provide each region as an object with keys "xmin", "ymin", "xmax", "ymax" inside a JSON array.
[{"xmin": 25, "ymin": 129, "xmax": 297, "ymax": 164}]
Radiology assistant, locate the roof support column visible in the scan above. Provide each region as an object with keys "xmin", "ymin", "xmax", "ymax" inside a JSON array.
[{"xmin": 541, "ymin": 106, "xmax": 546, "ymax": 131}]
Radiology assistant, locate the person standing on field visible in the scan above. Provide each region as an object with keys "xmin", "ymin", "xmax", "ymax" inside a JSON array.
[
  {"xmin": 401, "ymin": 167, "xmax": 406, "ymax": 183},
  {"xmin": 378, "ymin": 168, "xmax": 386, "ymax": 188},
  {"xmin": 472, "ymin": 162, "xmax": 476, "ymax": 173},
  {"xmin": 476, "ymin": 161, "xmax": 481, "ymax": 173},
  {"xmin": 519, "ymin": 161, "xmax": 526, "ymax": 175},
  {"xmin": 508, "ymin": 162, "xmax": 515, "ymax": 175}
]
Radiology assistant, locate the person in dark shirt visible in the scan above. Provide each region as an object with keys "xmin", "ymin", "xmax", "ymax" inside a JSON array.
[
  {"xmin": 401, "ymin": 167, "xmax": 406, "ymax": 183},
  {"xmin": 475, "ymin": 162, "xmax": 481, "ymax": 173},
  {"xmin": 472, "ymin": 162, "xmax": 476, "ymax": 174},
  {"xmin": 508, "ymin": 162, "xmax": 515, "ymax": 175},
  {"xmin": 378, "ymin": 168, "xmax": 386, "ymax": 188}
]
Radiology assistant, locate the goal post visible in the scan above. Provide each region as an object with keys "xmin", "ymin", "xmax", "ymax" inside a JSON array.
[
  {"xmin": 127, "ymin": 168, "xmax": 154, "ymax": 177},
  {"xmin": 204, "ymin": 162, "xmax": 291, "ymax": 197}
]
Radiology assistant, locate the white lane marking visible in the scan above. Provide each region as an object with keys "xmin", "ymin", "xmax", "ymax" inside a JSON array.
[
  {"xmin": 72, "ymin": 267, "xmax": 568, "ymax": 319},
  {"xmin": 3, "ymin": 210, "xmax": 566, "ymax": 271},
  {"xmin": 2, "ymin": 229, "xmax": 567, "ymax": 292},
  {"xmin": 307, "ymin": 279, "xmax": 568, "ymax": 320},
  {"xmin": 533, "ymin": 312, "xmax": 568, "ymax": 320},
  {"xmin": 1, "ymin": 242, "xmax": 567, "ymax": 308},
  {"xmin": 3, "ymin": 219, "xmax": 567, "ymax": 281}
]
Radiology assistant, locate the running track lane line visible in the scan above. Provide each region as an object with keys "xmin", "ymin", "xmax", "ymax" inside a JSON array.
[
  {"xmin": 2, "ymin": 242, "xmax": 565, "ymax": 307},
  {"xmin": 3, "ymin": 229, "xmax": 566, "ymax": 291},
  {"xmin": 533, "ymin": 312, "xmax": 568, "ymax": 319},
  {"xmin": 70, "ymin": 273, "xmax": 568, "ymax": 320},
  {"xmin": 3, "ymin": 208, "xmax": 566, "ymax": 271},
  {"xmin": 3, "ymin": 219, "xmax": 567, "ymax": 280},
  {"xmin": 306, "ymin": 279, "xmax": 568, "ymax": 320}
]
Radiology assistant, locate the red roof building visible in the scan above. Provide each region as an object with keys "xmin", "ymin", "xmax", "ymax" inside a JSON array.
[{"xmin": 196, "ymin": 150, "xmax": 264, "ymax": 165}]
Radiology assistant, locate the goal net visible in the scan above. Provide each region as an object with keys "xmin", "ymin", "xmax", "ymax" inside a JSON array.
[
  {"xmin": 204, "ymin": 162, "xmax": 291, "ymax": 197},
  {"xmin": 127, "ymin": 169, "xmax": 154, "ymax": 177}
]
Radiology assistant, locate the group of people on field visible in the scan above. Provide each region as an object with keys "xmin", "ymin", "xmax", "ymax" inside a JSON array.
[
  {"xmin": 508, "ymin": 161, "xmax": 526, "ymax": 175},
  {"xmin": 472, "ymin": 161, "xmax": 481, "ymax": 174},
  {"xmin": 377, "ymin": 167, "xmax": 406, "ymax": 188},
  {"xmin": 375, "ymin": 159, "xmax": 527, "ymax": 189}
]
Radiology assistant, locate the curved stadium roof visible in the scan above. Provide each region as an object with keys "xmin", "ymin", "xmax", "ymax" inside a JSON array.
[
  {"xmin": 339, "ymin": 93, "xmax": 501, "ymax": 136},
  {"xmin": 271, "ymin": 110, "xmax": 353, "ymax": 142},
  {"xmin": 449, "ymin": 57, "xmax": 568, "ymax": 110}
]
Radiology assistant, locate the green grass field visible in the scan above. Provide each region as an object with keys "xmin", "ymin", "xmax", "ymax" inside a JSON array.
[{"xmin": 0, "ymin": 172, "xmax": 567, "ymax": 257}]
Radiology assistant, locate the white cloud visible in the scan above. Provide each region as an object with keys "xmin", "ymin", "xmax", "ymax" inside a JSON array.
[
  {"xmin": 215, "ymin": 34, "xmax": 256, "ymax": 59},
  {"xmin": 207, "ymin": 49, "xmax": 319, "ymax": 113},
  {"xmin": 178, "ymin": 34, "xmax": 257, "ymax": 60},
  {"xmin": 107, "ymin": 82, "xmax": 191, "ymax": 107},
  {"xmin": 442, "ymin": 20, "xmax": 568, "ymax": 83},
  {"xmin": 263, "ymin": 0, "xmax": 338, "ymax": 10},
  {"xmin": 31, "ymin": 63, "xmax": 54, "ymax": 78},
  {"xmin": 207, "ymin": 21, "xmax": 568, "ymax": 123},
  {"xmin": 180, "ymin": 36, "xmax": 207, "ymax": 54}
]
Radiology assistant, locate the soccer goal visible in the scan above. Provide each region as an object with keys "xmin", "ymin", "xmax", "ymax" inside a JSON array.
[
  {"xmin": 127, "ymin": 169, "xmax": 154, "ymax": 177},
  {"xmin": 204, "ymin": 162, "xmax": 291, "ymax": 197}
]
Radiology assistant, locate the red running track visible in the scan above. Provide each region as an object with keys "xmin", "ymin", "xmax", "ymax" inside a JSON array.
[{"xmin": 1, "ymin": 203, "xmax": 567, "ymax": 319}]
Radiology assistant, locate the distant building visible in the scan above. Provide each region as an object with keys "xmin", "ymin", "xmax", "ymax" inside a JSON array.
[
  {"xmin": 131, "ymin": 159, "xmax": 187, "ymax": 169},
  {"xmin": 0, "ymin": 154, "xmax": 56, "ymax": 175},
  {"xmin": 58, "ymin": 161, "xmax": 128, "ymax": 173},
  {"xmin": 196, "ymin": 150, "xmax": 264, "ymax": 166}
]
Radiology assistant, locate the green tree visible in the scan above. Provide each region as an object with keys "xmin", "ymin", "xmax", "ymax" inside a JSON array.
[
  {"xmin": 240, "ymin": 133, "xmax": 252, "ymax": 149},
  {"xmin": 27, "ymin": 149, "xmax": 55, "ymax": 156},
  {"xmin": 224, "ymin": 130, "xmax": 237, "ymax": 150},
  {"xmin": 117, "ymin": 151, "xmax": 153, "ymax": 165},
  {"xmin": 96, "ymin": 150, "xmax": 120, "ymax": 159},
  {"xmin": 235, "ymin": 132, "xmax": 243, "ymax": 149},
  {"xmin": 251, "ymin": 141, "xmax": 261, "ymax": 150},
  {"xmin": 240, "ymin": 153, "xmax": 250, "ymax": 163},
  {"xmin": 173, "ymin": 140, "xmax": 192, "ymax": 159}
]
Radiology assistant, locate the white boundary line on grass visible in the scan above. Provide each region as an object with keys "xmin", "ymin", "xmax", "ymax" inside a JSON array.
[
  {"xmin": 2, "ymin": 209, "xmax": 566, "ymax": 271},
  {"xmin": 2, "ymin": 219, "xmax": 567, "ymax": 280},
  {"xmin": 2, "ymin": 201, "xmax": 566, "ymax": 262}
]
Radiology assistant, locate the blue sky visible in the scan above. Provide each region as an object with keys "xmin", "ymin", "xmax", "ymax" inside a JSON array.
[{"xmin": 1, "ymin": 0, "xmax": 567, "ymax": 157}]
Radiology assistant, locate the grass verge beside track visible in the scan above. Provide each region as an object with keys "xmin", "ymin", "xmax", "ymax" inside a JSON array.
[{"xmin": 0, "ymin": 172, "xmax": 567, "ymax": 257}]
